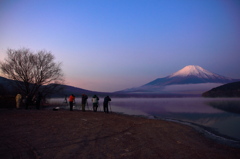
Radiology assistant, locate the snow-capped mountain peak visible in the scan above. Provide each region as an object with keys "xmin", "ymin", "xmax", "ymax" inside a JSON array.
[
  {"xmin": 117, "ymin": 65, "xmax": 239, "ymax": 95},
  {"xmin": 169, "ymin": 65, "xmax": 218, "ymax": 79},
  {"xmin": 143, "ymin": 65, "xmax": 236, "ymax": 86}
]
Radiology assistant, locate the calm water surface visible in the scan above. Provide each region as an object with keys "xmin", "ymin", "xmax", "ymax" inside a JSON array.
[{"xmin": 49, "ymin": 97, "xmax": 240, "ymax": 143}]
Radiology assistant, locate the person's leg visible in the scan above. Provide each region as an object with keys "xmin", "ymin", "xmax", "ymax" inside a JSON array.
[
  {"xmin": 104, "ymin": 106, "xmax": 108, "ymax": 113},
  {"xmin": 93, "ymin": 103, "xmax": 98, "ymax": 112},
  {"xmin": 70, "ymin": 102, "xmax": 73, "ymax": 111},
  {"xmin": 106, "ymin": 105, "xmax": 109, "ymax": 113},
  {"xmin": 82, "ymin": 103, "xmax": 85, "ymax": 111},
  {"xmin": 16, "ymin": 100, "xmax": 20, "ymax": 109}
]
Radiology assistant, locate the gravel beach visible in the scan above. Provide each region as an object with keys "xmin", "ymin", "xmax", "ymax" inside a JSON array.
[{"xmin": 0, "ymin": 109, "xmax": 239, "ymax": 159}]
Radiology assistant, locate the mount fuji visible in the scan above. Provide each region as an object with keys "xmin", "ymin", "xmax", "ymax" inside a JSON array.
[
  {"xmin": 145, "ymin": 65, "xmax": 236, "ymax": 86},
  {"xmin": 118, "ymin": 65, "xmax": 239, "ymax": 95}
]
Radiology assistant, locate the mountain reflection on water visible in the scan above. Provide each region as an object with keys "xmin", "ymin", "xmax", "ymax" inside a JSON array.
[{"xmin": 109, "ymin": 97, "xmax": 240, "ymax": 142}]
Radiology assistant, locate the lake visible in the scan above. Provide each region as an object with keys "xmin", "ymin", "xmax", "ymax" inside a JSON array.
[{"xmin": 48, "ymin": 97, "xmax": 240, "ymax": 146}]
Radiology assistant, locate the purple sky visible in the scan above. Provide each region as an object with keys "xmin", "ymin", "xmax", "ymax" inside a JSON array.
[{"xmin": 0, "ymin": 0, "xmax": 240, "ymax": 92}]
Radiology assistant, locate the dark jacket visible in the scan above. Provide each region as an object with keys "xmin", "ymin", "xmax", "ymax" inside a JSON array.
[
  {"xmin": 82, "ymin": 94, "xmax": 88, "ymax": 104},
  {"xmin": 103, "ymin": 96, "xmax": 111, "ymax": 106}
]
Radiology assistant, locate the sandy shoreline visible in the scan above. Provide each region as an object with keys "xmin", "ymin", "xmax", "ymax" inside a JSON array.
[{"xmin": 0, "ymin": 109, "xmax": 240, "ymax": 159}]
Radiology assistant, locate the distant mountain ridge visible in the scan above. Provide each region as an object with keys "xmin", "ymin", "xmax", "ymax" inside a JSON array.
[
  {"xmin": 202, "ymin": 81, "xmax": 240, "ymax": 97},
  {"xmin": 118, "ymin": 65, "xmax": 240, "ymax": 95},
  {"xmin": 51, "ymin": 84, "xmax": 109, "ymax": 97},
  {"xmin": 0, "ymin": 76, "xmax": 107, "ymax": 97},
  {"xmin": 0, "ymin": 76, "xmax": 16, "ymax": 95}
]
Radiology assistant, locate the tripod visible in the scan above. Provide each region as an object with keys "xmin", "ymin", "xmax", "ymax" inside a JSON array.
[
  {"xmin": 109, "ymin": 102, "xmax": 112, "ymax": 113},
  {"xmin": 86, "ymin": 101, "xmax": 90, "ymax": 111}
]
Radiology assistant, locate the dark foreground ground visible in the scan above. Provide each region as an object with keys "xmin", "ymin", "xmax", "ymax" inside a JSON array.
[{"xmin": 0, "ymin": 109, "xmax": 240, "ymax": 159}]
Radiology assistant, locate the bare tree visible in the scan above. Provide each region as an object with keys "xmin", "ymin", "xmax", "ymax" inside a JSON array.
[{"xmin": 0, "ymin": 48, "xmax": 64, "ymax": 97}]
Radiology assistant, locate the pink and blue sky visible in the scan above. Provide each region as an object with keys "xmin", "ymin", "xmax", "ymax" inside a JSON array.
[{"xmin": 0, "ymin": 0, "xmax": 240, "ymax": 92}]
